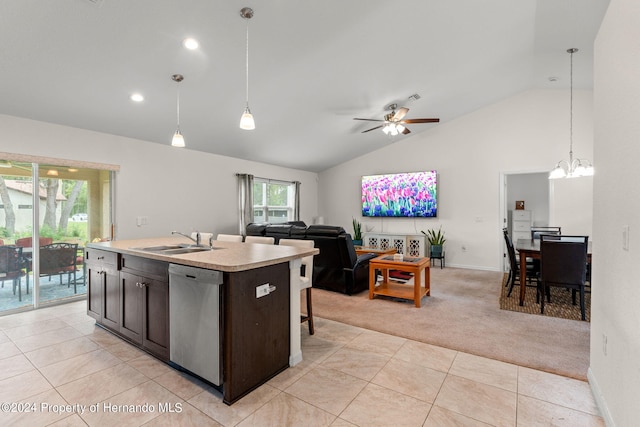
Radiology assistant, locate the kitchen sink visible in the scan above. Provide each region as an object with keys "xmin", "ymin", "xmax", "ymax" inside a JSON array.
[
  {"xmin": 131, "ymin": 245, "xmax": 212, "ymax": 255},
  {"xmin": 161, "ymin": 247, "xmax": 212, "ymax": 255},
  {"xmin": 132, "ymin": 244, "xmax": 189, "ymax": 252}
]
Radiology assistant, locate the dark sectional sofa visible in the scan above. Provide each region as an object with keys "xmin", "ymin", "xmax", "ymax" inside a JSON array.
[{"xmin": 246, "ymin": 222, "xmax": 377, "ymax": 295}]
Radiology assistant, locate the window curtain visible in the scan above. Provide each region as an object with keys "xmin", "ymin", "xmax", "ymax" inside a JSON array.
[
  {"xmin": 237, "ymin": 173, "xmax": 254, "ymax": 235},
  {"xmin": 294, "ymin": 181, "xmax": 301, "ymax": 221}
]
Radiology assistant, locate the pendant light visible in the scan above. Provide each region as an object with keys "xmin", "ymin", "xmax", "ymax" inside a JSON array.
[
  {"xmin": 171, "ymin": 74, "xmax": 185, "ymax": 147},
  {"xmin": 549, "ymin": 48, "xmax": 594, "ymax": 179},
  {"xmin": 239, "ymin": 7, "xmax": 255, "ymax": 130}
]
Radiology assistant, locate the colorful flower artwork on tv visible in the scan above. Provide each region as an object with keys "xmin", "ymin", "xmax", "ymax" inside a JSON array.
[{"xmin": 361, "ymin": 171, "xmax": 437, "ymax": 217}]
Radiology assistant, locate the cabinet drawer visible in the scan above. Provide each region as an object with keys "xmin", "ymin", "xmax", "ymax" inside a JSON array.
[
  {"xmin": 85, "ymin": 248, "xmax": 119, "ymax": 266},
  {"xmin": 121, "ymin": 254, "xmax": 168, "ymax": 279},
  {"xmin": 511, "ymin": 210, "xmax": 531, "ymax": 221},
  {"xmin": 513, "ymin": 222, "xmax": 531, "ymax": 232}
]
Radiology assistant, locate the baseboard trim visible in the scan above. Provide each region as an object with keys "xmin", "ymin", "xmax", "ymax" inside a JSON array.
[
  {"xmin": 588, "ymin": 367, "xmax": 615, "ymax": 426},
  {"xmin": 444, "ymin": 263, "xmax": 502, "ymax": 272}
]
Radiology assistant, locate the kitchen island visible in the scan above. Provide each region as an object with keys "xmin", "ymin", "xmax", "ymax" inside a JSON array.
[{"xmin": 85, "ymin": 236, "xmax": 318, "ymax": 404}]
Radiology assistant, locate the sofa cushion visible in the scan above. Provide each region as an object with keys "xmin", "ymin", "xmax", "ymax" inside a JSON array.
[
  {"xmin": 246, "ymin": 223, "xmax": 268, "ymax": 236},
  {"xmin": 305, "ymin": 225, "xmax": 346, "ymax": 237}
]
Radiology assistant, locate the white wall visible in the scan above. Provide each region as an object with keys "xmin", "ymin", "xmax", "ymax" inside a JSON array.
[
  {"xmin": 318, "ymin": 89, "xmax": 594, "ymax": 270},
  {"xmin": 506, "ymin": 172, "xmax": 550, "ymax": 227},
  {"xmin": 0, "ymin": 114, "xmax": 318, "ymax": 240},
  {"xmin": 589, "ymin": 0, "xmax": 640, "ymax": 425}
]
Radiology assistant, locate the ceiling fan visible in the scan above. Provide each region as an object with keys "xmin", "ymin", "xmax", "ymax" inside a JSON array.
[{"xmin": 353, "ymin": 103, "xmax": 439, "ymax": 136}]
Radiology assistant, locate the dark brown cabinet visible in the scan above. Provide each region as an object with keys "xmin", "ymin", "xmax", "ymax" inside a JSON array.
[
  {"xmin": 120, "ymin": 255, "xmax": 170, "ymax": 361},
  {"xmin": 85, "ymin": 248, "xmax": 120, "ymax": 331},
  {"xmin": 223, "ymin": 262, "xmax": 290, "ymax": 404}
]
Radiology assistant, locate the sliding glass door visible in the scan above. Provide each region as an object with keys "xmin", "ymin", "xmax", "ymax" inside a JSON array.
[{"xmin": 0, "ymin": 160, "xmax": 113, "ymax": 314}]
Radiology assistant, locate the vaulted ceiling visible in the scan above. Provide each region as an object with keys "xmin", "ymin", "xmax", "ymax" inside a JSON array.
[{"xmin": 0, "ymin": 0, "xmax": 609, "ymax": 172}]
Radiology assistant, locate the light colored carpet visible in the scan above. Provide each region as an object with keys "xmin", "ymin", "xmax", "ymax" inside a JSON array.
[{"xmin": 310, "ymin": 267, "xmax": 590, "ymax": 381}]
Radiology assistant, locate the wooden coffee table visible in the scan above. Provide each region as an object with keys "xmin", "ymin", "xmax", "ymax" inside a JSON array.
[
  {"xmin": 354, "ymin": 246, "xmax": 398, "ymax": 256},
  {"xmin": 369, "ymin": 255, "xmax": 431, "ymax": 307}
]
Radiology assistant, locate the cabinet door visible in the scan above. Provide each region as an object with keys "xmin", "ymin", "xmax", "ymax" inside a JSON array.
[
  {"xmin": 101, "ymin": 265, "xmax": 120, "ymax": 331},
  {"xmin": 120, "ymin": 271, "xmax": 143, "ymax": 344},
  {"xmin": 86, "ymin": 263, "xmax": 103, "ymax": 321},
  {"xmin": 142, "ymin": 276, "xmax": 169, "ymax": 360},
  {"xmin": 223, "ymin": 262, "xmax": 290, "ymax": 404}
]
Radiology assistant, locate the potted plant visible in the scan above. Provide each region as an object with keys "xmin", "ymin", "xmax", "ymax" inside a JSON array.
[
  {"xmin": 422, "ymin": 226, "xmax": 446, "ymax": 258},
  {"xmin": 352, "ymin": 218, "xmax": 363, "ymax": 246}
]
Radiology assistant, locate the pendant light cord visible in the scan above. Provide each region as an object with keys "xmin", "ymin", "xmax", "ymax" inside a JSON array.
[
  {"xmin": 569, "ymin": 48, "xmax": 573, "ymax": 162},
  {"xmin": 176, "ymin": 84, "xmax": 181, "ymax": 129},
  {"xmin": 245, "ymin": 18, "xmax": 250, "ymax": 108}
]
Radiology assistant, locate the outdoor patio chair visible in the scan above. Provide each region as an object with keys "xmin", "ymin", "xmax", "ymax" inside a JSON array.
[
  {"xmin": 0, "ymin": 245, "xmax": 27, "ymax": 301},
  {"xmin": 39, "ymin": 243, "xmax": 79, "ymax": 293}
]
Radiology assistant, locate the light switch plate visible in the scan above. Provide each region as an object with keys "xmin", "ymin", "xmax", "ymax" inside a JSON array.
[{"xmin": 623, "ymin": 225, "xmax": 630, "ymax": 251}]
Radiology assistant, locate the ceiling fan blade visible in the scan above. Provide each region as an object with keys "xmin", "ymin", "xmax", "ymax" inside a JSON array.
[
  {"xmin": 392, "ymin": 107, "xmax": 409, "ymax": 121},
  {"xmin": 401, "ymin": 127, "xmax": 411, "ymax": 135},
  {"xmin": 401, "ymin": 118, "xmax": 440, "ymax": 124},
  {"xmin": 353, "ymin": 118, "xmax": 385, "ymax": 122},
  {"xmin": 361, "ymin": 125, "xmax": 384, "ymax": 133}
]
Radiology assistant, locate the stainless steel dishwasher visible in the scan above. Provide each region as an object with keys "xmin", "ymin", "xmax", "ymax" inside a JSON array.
[{"xmin": 168, "ymin": 263, "xmax": 223, "ymax": 385}]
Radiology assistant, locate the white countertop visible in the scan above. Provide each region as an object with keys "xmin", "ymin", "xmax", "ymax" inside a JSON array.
[{"xmin": 87, "ymin": 236, "xmax": 318, "ymax": 272}]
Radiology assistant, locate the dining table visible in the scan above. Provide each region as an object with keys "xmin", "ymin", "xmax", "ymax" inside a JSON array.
[{"xmin": 515, "ymin": 238, "xmax": 592, "ymax": 306}]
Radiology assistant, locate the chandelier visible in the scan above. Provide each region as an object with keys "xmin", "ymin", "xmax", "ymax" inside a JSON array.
[{"xmin": 549, "ymin": 48, "xmax": 593, "ymax": 179}]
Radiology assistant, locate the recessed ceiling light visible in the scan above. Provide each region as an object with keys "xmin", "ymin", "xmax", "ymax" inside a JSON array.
[
  {"xmin": 130, "ymin": 93, "xmax": 144, "ymax": 102},
  {"xmin": 183, "ymin": 38, "xmax": 199, "ymax": 50}
]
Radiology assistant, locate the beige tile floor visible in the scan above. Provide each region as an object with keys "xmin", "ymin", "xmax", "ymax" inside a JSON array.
[{"xmin": 0, "ymin": 301, "xmax": 604, "ymax": 426}]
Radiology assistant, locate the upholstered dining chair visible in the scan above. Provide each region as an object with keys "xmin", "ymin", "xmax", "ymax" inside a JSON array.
[
  {"xmin": 279, "ymin": 238, "xmax": 316, "ymax": 335},
  {"xmin": 530, "ymin": 226, "xmax": 562, "ymax": 240},
  {"xmin": 216, "ymin": 234, "xmax": 243, "ymax": 242},
  {"xmin": 244, "ymin": 236, "xmax": 275, "ymax": 244},
  {"xmin": 537, "ymin": 235, "xmax": 589, "ymax": 321},
  {"xmin": 502, "ymin": 228, "xmax": 536, "ymax": 297}
]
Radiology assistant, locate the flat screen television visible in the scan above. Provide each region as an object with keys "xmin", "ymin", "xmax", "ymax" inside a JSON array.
[{"xmin": 361, "ymin": 171, "xmax": 437, "ymax": 217}]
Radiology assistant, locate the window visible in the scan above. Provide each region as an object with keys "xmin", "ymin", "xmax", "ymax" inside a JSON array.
[{"xmin": 252, "ymin": 178, "xmax": 297, "ymax": 223}]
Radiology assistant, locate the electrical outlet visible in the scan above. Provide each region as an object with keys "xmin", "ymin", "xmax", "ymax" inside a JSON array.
[
  {"xmin": 623, "ymin": 225, "xmax": 629, "ymax": 251},
  {"xmin": 136, "ymin": 216, "xmax": 148, "ymax": 226},
  {"xmin": 256, "ymin": 283, "xmax": 270, "ymax": 298},
  {"xmin": 603, "ymin": 333, "xmax": 608, "ymax": 356}
]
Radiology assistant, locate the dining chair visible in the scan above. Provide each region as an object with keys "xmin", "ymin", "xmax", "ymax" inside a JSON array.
[
  {"xmin": 530, "ymin": 226, "xmax": 561, "ymax": 240},
  {"xmin": 279, "ymin": 238, "xmax": 316, "ymax": 335},
  {"xmin": 244, "ymin": 236, "xmax": 275, "ymax": 244},
  {"xmin": 216, "ymin": 234, "xmax": 243, "ymax": 242},
  {"xmin": 0, "ymin": 245, "xmax": 27, "ymax": 301},
  {"xmin": 502, "ymin": 228, "xmax": 536, "ymax": 297},
  {"xmin": 39, "ymin": 243, "xmax": 79, "ymax": 293},
  {"xmin": 537, "ymin": 235, "xmax": 589, "ymax": 320}
]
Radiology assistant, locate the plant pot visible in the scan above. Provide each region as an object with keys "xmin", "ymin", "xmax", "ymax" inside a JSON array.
[
  {"xmin": 430, "ymin": 244, "xmax": 443, "ymax": 258},
  {"xmin": 353, "ymin": 239, "xmax": 363, "ymax": 246}
]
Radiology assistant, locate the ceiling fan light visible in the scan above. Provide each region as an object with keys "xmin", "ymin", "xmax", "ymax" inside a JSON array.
[
  {"xmin": 239, "ymin": 107, "xmax": 255, "ymax": 130},
  {"xmin": 171, "ymin": 129, "xmax": 185, "ymax": 147},
  {"xmin": 382, "ymin": 125, "xmax": 391, "ymax": 135},
  {"xmin": 396, "ymin": 124, "xmax": 405, "ymax": 134}
]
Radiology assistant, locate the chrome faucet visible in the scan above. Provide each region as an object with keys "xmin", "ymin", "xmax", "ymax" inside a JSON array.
[{"xmin": 171, "ymin": 230, "xmax": 201, "ymax": 246}]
